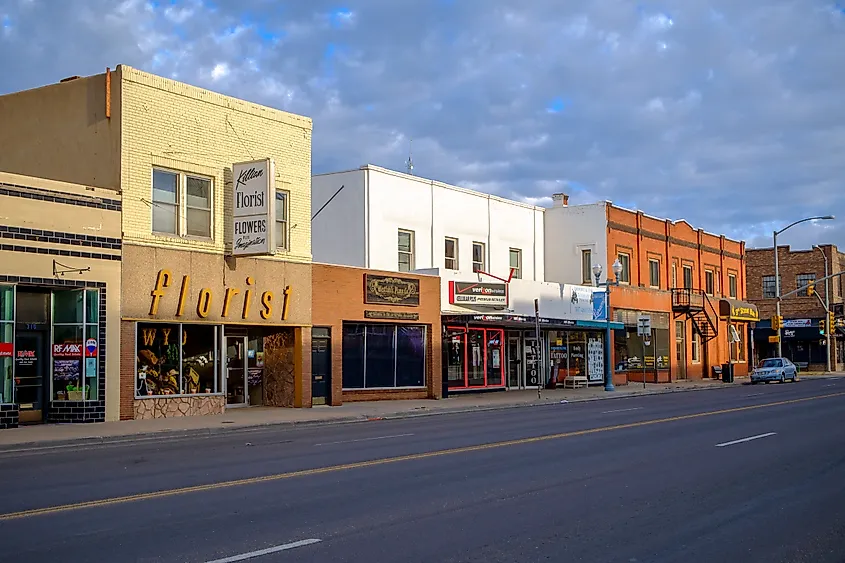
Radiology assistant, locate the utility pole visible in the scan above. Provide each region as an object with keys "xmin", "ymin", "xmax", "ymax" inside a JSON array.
[{"xmin": 814, "ymin": 246, "xmax": 832, "ymax": 373}]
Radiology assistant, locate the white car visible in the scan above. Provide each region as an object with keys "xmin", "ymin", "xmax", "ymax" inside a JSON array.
[{"xmin": 750, "ymin": 357, "xmax": 798, "ymax": 384}]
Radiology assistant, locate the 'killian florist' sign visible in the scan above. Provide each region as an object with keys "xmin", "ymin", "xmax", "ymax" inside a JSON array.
[{"xmin": 232, "ymin": 158, "xmax": 276, "ymax": 256}]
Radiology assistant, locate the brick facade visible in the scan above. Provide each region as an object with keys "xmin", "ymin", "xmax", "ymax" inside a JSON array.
[
  {"xmin": 312, "ymin": 263, "xmax": 442, "ymax": 404},
  {"xmin": 747, "ymin": 245, "xmax": 845, "ymax": 370},
  {"xmin": 606, "ymin": 204, "xmax": 751, "ymax": 380}
]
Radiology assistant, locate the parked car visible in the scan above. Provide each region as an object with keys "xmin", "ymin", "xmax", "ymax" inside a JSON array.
[{"xmin": 750, "ymin": 357, "xmax": 798, "ymax": 384}]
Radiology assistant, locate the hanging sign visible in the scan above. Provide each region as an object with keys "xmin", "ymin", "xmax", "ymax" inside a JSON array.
[{"xmin": 232, "ymin": 158, "xmax": 276, "ymax": 256}]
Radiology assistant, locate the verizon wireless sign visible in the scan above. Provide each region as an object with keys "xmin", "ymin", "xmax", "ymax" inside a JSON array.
[
  {"xmin": 448, "ymin": 281, "xmax": 508, "ymax": 306},
  {"xmin": 232, "ymin": 158, "xmax": 276, "ymax": 256}
]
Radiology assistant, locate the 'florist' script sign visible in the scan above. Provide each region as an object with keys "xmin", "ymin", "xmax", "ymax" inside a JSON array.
[{"xmin": 232, "ymin": 158, "xmax": 275, "ymax": 256}]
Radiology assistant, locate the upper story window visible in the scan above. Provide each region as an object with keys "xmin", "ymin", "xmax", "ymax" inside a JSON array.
[
  {"xmin": 705, "ymin": 270, "xmax": 715, "ymax": 295},
  {"xmin": 729, "ymin": 273, "xmax": 737, "ymax": 298},
  {"xmin": 617, "ymin": 252, "xmax": 630, "ymax": 284},
  {"xmin": 509, "ymin": 248, "xmax": 522, "ymax": 279},
  {"xmin": 762, "ymin": 275, "xmax": 780, "ymax": 299},
  {"xmin": 275, "ymin": 190, "xmax": 289, "ymax": 251},
  {"xmin": 152, "ymin": 168, "xmax": 212, "ymax": 239},
  {"xmin": 472, "ymin": 242, "xmax": 486, "ymax": 273},
  {"xmin": 398, "ymin": 229, "xmax": 415, "ymax": 272},
  {"xmin": 796, "ymin": 273, "xmax": 816, "ymax": 297},
  {"xmin": 649, "ymin": 258, "xmax": 660, "ymax": 289},
  {"xmin": 444, "ymin": 237, "xmax": 458, "ymax": 270},
  {"xmin": 581, "ymin": 250, "xmax": 592, "ymax": 284},
  {"xmin": 683, "ymin": 265, "xmax": 694, "ymax": 289},
  {"xmin": 672, "ymin": 262, "xmax": 677, "ymax": 288}
]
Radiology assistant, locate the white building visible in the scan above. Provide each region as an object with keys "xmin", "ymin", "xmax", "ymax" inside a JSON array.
[
  {"xmin": 312, "ymin": 165, "xmax": 621, "ymax": 393},
  {"xmin": 543, "ymin": 196, "xmax": 609, "ymax": 286}
]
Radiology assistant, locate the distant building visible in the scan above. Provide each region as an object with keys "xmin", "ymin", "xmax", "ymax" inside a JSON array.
[
  {"xmin": 545, "ymin": 196, "xmax": 756, "ymax": 381},
  {"xmin": 746, "ymin": 245, "xmax": 845, "ymax": 371}
]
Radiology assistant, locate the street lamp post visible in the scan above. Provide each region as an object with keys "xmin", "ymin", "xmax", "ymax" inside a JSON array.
[
  {"xmin": 773, "ymin": 215, "xmax": 835, "ymax": 357},
  {"xmin": 594, "ymin": 259, "xmax": 623, "ymax": 392},
  {"xmin": 813, "ymin": 245, "xmax": 832, "ymax": 373}
]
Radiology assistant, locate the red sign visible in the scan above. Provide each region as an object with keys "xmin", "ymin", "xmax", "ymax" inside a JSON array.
[
  {"xmin": 0, "ymin": 343, "xmax": 12, "ymax": 358},
  {"xmin": 53, "ymin": 343, "xmax": 83, "ymax": 358},
  {"xmin": 85, "ymin": 338, "xmax": 97, "ymax": 358}
]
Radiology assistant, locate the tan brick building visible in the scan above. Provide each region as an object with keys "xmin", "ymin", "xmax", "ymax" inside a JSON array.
[
  {"xmin": 312, "ymin": 264, "xmax": 442, "ymax": 405},
  {"xmin": 0, "ymin": 66, "xmax": 314, "ymax": 419},
  {"xmin": 746, "ymin": 245, "xmax": 845, "ymax": 371}
]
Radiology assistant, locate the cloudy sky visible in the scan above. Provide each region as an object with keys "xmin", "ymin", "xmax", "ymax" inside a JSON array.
[{"xmin": 2, "ymin": 0, "xmax": 844, "ymax": 249}]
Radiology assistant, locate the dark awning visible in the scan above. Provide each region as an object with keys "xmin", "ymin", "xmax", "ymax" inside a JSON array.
[{"xmin": 719, "ymin": 298, "xmax": 760, "ymax": 322}]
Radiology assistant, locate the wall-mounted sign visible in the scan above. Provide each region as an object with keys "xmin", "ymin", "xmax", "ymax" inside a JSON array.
[
  {"xmin": 149, "ymin": 269, "xmax": 293, "ymax": 321},
  {"xmin": 232, "ymin": 158, "xmax": 276, "ymax": 256},
  {"xmin": 449, "ymin": 281, "xmax": 507, "ymax": 306},
  {"xmin": 53, "ymin": 343, "xmax": 82, "ymax": 358},
  {"xmin": 592, "ymin": 291, "xmax": 607, "ymax": 321},
  {"xmin": 364, "ymin": 310, "xmax": 420, "ymax": 321},
  {"xmin": 365, "ymin": 275, "xmax": 420, "ymax": 306},
  {"xmin": 442, "ymin": 314, "xmax": 576, "ymax": 326},
  {"xmin": 782, "ymin": 319, "xmax": 811, "ymax": 328},
  {"xmin": 0, "ymin": 343, "xmax": 12, "ymax": 358},
  {"xmin": 719, "ymin": 298, "xmax": 759, "ymax": 322}
]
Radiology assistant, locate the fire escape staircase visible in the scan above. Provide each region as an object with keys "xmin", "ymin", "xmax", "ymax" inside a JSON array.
[{"xmin": 672, "ymin": 288, "xmax": 719, "ymax": 342}]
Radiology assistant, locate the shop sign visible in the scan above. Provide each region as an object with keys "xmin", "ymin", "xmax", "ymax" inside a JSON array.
[
  {"xmin": 783, "ymin": 319, "xmax": 811, "ymax": 328},
  {"xmin": 0, "ymin": 342, "xmax": 12, "ymax": 358},
  {"xmin": 364, "ymin": 275, "xmax": 420, "ymax": 306},
  {"xmin": 564, "ymin": 285, "xmax": 596, "ymax": 320},
  {"xmin": 53, "ymin": 343, "xmax": 82, "ymax": 358},
  {"xmin": 719, "ymin": 299, "xmax": 759, "ymax": 322},
  {"xmin": 592, "ymin": 291, "xmax": 607, "ymax": 321},
  {"xmin": 232, "ymin": 158, "xmax": 276, "ymax": 256},
  {"xmin": 149, "ymin": 270, "xmax": 293, "ymax": 322},
  {"xmin": 16, "ymin": 349, "xmax": 36, "ymax": 367},
  {"xmin": 449, "ymin": 281, "xmax": 507, "ymax": 306},
  {"xmin": 85, "ymin": 338, "xmax": 98, "ymax": 358},
  {"xmin": 364, "ymin": 310, "xmax": 420, "ymax": 321},
  {"xmin": 783, "ymin": 329, "xmax": 796, "ymax": 338}
]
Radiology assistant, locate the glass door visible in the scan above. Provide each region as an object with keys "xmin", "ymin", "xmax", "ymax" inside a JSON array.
[
  {"xmin": 225, "ymin": 336, "xmax": 248, "ymax": 406},
  {"xmin": 507, "ymin": 334, "xmax": 522, "ymax": 389}
]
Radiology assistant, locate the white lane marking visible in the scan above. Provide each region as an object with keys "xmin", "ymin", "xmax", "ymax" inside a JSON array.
[
  {"xmin": 205, "ymin": 539, "xmax": 321, "ymax": 562},
  {"xmin": 745, "ymin": 393, "xmax": 765, "ymax": 398},
  {"xmin": 314, "ymin": 433, "xmax": 414, "ymax": 447},
  {"xmin": 823, "ymin": 384, "xmax": 836, "ymax": 387},
  {"xmin": 716, "ymin": 432, "xmax": 777, "ymax": 448},
  {"xmin": 601, "ymin": 407, "xmax": 644, "ymax": 414}
]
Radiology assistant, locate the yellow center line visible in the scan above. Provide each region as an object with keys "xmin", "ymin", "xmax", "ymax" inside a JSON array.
[{"xmin": 2, "ymin": 390, "xmax": 843, "ymax": 522}]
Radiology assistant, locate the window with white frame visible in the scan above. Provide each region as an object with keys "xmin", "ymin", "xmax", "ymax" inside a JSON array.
[
  {"xmin": 444, "ymin": 237, "xmax": 458, "ymax": 270},
  {"xmin": 275, "ymin": 190, "xmax": 289, "ymax": 251},
  {"xmin": 151, "ymin": 168, "xmax": 212, "ymax": 238},
  {"xmin": 672, "ymin": 262, "xmax": 678, "ymax": 288},
  {"xmin": 691, "ymin": 331, "xmax": 701, "ymax": 363},
  {"xmin": 617, "ymin": 252, "xmax": 631, "ymax": 283},
  {"xmin": 509, "ymin": 248, "xmax": 522, "ymax": 279},
  {"xmin": 398, "ymin": 229, "xmax": 415, "ymax": 272},
  {"xmin": 705, "ymin": 269, "xmax": 715, "ymax": 295},
  {"xmin": 472, "ymin": 242, "xmax": 486, "ymax": 273},
  {"xmin": 649, "ymin": 258, "xmax": 660, "ymax": 288},
  {"xmin": 729, "ymin": 273, "xmax": 737, "ymax": 298}
]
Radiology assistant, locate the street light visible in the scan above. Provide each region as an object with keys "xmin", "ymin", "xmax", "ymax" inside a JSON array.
[
  {"xmin": 593, "ymin": 258, "xmax": 623, "ymax": 392},
  {"xmin": 813, "ymin": 245, "xmax": 832, "ymax": 373},
  {"xmin": 773, "ymin": 215, "xmax": 835, "ymax": 357}
]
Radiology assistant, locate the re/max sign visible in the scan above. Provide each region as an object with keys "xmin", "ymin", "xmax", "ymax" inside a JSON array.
[{"xmin": 149, "ymin": 269, "xmax": 292, "ymax": 321}]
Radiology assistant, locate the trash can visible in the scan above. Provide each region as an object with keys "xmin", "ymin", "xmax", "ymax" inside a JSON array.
[{"xmin": 721, "ymin": 362, "xmax": 734, "ymax": 383}]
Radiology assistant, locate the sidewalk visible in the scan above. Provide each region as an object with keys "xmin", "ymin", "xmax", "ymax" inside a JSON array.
[{"xmin": 0, "ymin": 378, "xmax": 771, "ymax": 450}]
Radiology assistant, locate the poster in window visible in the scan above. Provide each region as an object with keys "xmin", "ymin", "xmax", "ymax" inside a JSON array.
[
  {"xmin": 491, "ymin": 349, "xmax": 500, "ymax": 369},
  {"xmin": 587, "ymin": 339, "xmax": 603, "ymax": 382}
]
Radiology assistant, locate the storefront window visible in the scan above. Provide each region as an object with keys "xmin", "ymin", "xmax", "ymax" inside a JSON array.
[
  {"xmin": 486, "ymin": 331, "xmax": 503, "ymax": 385},
  {"xmin": 445, "ymin": 328, "xmax": 505, "ymax": 389},
  {"xmin": 467, "ymin": 330, "xmax": 485, "ymax": 386},
  {"xmin": 52, "ymin": 290, "xmax": 96, "ymax": 402},
  {"xmin": 730, "ymin": 325, "xmax": 747, "ymax": 362},
  {"xmin": 0, "ymin": 285, "xmax": 13, "ymax": 404},
  {"xmin": 614, "ymin": 311, "xmax": 671, "ymax": 373},
  {"xmin": 136, "ymin": 322, "xmax": 220, "ymax": 396},
  {"xmin": 446, "ymin": 332, "xmax": 465, "ymax": 387},
  {"xmin": 342, "ymin": 323, "xmax": 426, "ymax": 389}
]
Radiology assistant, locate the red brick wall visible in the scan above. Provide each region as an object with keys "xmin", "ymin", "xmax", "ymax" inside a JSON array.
[
  {"xmin": 606, "ymin": 205, "xmax": 750, "ymax": 380},
  {"xmin": 312, "ymin": 263, "xmax": 443, "ymax": 405},
  {"xmin": 119, "ymin": 321, "xmax": 135, "ymax": 420}
]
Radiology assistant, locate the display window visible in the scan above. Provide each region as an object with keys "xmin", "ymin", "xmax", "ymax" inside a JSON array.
[
  {"xmin": 445, "ymin": 327, "xmax": 505, "ymax": 389},
  {"xmin": 136, "ymin": 322, "xmax": 220, "ymax": 396},
  {"xmin": 52, "ymin": 289, "xmax": 100, "ymax": 401},
  {"xmin": 341, "ymin": 323, "xmax": 427, "ymax": 389}
]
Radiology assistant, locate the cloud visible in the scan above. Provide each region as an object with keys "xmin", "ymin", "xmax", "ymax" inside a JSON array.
[{"xmin": 1, "ymin": 0, "xmax": 845, "ymax": 249}]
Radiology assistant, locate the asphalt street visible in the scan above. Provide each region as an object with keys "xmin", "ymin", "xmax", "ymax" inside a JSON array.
[{"xmin": 0, "ymin": 378, "xmax": 843, "ymax": 563}]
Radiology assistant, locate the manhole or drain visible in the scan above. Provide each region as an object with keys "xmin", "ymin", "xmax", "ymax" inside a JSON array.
[{"xmin": 221, "ymin": 420, "xmax": 235, "ymax": 424}]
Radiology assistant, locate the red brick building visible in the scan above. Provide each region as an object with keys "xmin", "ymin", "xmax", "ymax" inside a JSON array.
[
  {"xmin": 546, "ymin": 199, "xmax": 757, "ymax": 382},
  {"xmin": 746, "ymin": 245, "xmax": 845, "ymax": 371},
  {"xmin": 311, "ymin": 263, "xmax": 442, "ymax": 405}
]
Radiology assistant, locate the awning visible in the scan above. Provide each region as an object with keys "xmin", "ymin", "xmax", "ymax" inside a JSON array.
[
  {"xmin": 719, "ymin": 298, "xmax": 759, "ymax": 322},
  {"xmin": 441, "ymin": 313, "xmax": 624, "ymax": 331}
]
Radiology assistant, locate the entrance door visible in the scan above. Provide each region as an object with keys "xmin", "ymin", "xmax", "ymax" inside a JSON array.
[
  {"xmin": 311, "ymin": 329, "xmax": 331, "ymax": 405},
  {"xmin": 225, "ymin": 336, "xmax": 248, "ymax": 406},
  {"xmin": 15, "ymin": 331, "xmax": 47, "ymax": 423},
  {"xmin": 507, "ymin": 335, "xmax": 522, "ymax": 388},
  {"xmin": 675, "ymin": 321, "xmax": 687, "ymax": 380}
]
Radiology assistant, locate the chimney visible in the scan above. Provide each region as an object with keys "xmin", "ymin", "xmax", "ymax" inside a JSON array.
[{"xmin": 552, "ymin": 193, "xmax": 569, "ymax": 207}]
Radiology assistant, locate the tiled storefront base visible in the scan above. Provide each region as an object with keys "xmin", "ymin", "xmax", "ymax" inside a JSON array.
[
  {"xmin": 0, "ymin": 404, "xmax": 19, "ymax": 429},
  {"xmin": 134, "ymin": 396, "xmax": 226, "ymax": 419},
  {"xmin": 342, "ymin": 389, "xmax": 431, "ymax": 403},
  {"xmin": 49, "ymin": 401, "xmax": 107, "ymax": 423}
]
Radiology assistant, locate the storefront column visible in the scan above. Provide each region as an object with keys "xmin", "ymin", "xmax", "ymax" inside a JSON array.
[{"xmin": 294, "ymin": 326, "xmax": 311, "ymax": 408}]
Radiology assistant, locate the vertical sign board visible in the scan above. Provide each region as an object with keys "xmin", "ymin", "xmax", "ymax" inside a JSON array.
[{"xmin": 232, "ymin": 158, "xmax": 276, "ymax": 256}]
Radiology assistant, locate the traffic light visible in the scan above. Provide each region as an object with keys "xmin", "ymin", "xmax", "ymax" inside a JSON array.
[
  {"xmin": 829, "ymin": 311, "xmax": 835, "ymax": 328},
  {"xmin": 807, "ymin": 282, "xmax": 815, "ymax": 297},
  {"xmin": 771, "ymin": 315, "xmax": 783, "ymax": 331},
  {"xmin": 820, "ymin": 319, "xmax": 826, "ymax": 335}
]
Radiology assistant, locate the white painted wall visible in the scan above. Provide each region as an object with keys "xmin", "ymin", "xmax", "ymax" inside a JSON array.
[
  {"xmin": 311, "ymin": 169, "xmax": 367, "ymax": 267},
  {"xmin": 364, "ymin": 166, "xmax": 545, "ymax": 279},
  {"xmin": 544, "ymin": 201, "xmax": 608, "ymax": 285}
]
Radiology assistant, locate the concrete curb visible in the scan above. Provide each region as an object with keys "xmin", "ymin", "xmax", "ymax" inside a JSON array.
[{"xmin": 0, "ymin": 380, "xmax": 754, "ymax": 453}]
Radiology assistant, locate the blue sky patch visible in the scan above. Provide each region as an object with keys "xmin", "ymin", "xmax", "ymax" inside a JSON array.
[{"xmin": 546, "ymin": 97, "xmax": 569, "ymax": 114}]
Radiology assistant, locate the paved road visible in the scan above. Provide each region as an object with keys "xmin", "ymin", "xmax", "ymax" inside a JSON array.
[{"xmin": 0, "ymin": 378, "xmax": 843, "ymax": 562}]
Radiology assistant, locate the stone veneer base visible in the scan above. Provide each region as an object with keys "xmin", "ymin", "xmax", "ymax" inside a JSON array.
[{"xmin": 134, "ymin": 396, "xmax": 226, "ymax": 419}]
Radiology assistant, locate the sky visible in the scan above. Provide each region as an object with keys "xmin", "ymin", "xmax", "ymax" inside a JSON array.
[{"xmin": 2, "ymin": 0, "xmax": 845, "ymax": 250}]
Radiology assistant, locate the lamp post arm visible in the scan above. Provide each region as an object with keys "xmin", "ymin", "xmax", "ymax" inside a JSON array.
[{"xmin": 776, "ymin": 216, "xmax": 831, "ymax": 235}]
